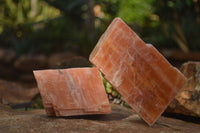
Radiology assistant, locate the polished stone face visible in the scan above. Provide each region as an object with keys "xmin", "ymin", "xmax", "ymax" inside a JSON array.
[
  {"xmin": 33, "ymin": 67, "xmax": 111, "ymax": 116},
  {"xmin": 90, "ymin": 17, "xmax": 187, "ymax": 126}
]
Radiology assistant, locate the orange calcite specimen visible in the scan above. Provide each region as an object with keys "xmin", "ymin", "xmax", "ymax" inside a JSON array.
[
  {"xmin": 33, "ymin": 67, "xmax": 111, "ymax": 116},
  {"xmin": 89, "ymin": 18, "xmax": 187, "ymax": 126}
]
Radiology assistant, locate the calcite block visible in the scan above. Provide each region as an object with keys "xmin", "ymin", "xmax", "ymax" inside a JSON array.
[
  {"xmin": 33, "ymin": 67, "xmax": 111, "ymax": 116},
  {"xmin": 89, "ymin": 17, "xmax": 187, "ymax": 126}
]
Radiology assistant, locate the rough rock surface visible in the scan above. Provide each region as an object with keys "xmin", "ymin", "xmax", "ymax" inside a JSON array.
[
  {"xmin": 54, "ymin": 56, "xmax": 91, "ymax": 69},
  {"xmin": 166, "ymin": 61, "xmax": 200, "ymax": 117},
  {"xmin": 0, "ymin": 80, "xmax": 39, "ymax": 105},
  {"xmin": 0, "ymin": 49, "xmax": 85, "ymax": 82},
  {"xmin": 48, "ymin": 52, "xmax": 78, "ymax": 68},
  {"xmin": 0, "ymin": 49, "xmax": 16, "ymax": 63},
  {"xmin": 0, "ymin": 103, "xmax": 200, "ymax": 133},
  {"xmin": 14, "ymin": 55, "xmax": 48, "ymax": 72}
]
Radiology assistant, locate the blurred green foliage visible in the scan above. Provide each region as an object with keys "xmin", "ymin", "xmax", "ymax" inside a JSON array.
[
  {"xmin": 0, "ymin": 0, "xmax": 95, "ymax": 55},
  {"xmin": 118, "ymin": 0, "xmax": 156, "ymax": 26},
  {"xmin": 153, "ymin": 0, "xmax": 200, "ymax": 51},
  {"xmin": 0, "ymin": 0, "xmax": 199, "ymax": 56},
  {"xmin": 0, "ymin": 0, "xmax": 61, "ymax": 54}
]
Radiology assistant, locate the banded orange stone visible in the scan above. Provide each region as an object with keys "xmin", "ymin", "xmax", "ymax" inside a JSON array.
[
  {"xmin": 89, "ymin": 17, "xmax": 187, "ymax": 126},
  {"xmin": 33, "ymin": 67, "xmax": 111, "ymax": 116}
]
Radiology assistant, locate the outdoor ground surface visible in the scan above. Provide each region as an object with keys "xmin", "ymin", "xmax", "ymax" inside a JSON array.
[{"xmin": 1, "ymin": 103, "xmax": 200, "ymax": 133}]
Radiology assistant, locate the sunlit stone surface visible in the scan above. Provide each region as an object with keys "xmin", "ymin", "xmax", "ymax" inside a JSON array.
[
  {"xmin": 89, "ymin": 17, "xmax": 187, "ymax": 126},
  {"xmin": 33, "ymin": 67, "xmax": 111, "ymax": 116}
]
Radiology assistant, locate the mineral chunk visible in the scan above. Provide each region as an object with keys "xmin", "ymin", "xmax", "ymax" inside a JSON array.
[
  {"xmin": 166, "ymin": 61, "xmax": 200, "ymax": 117},
  {"xmin": 33, "ymin": 67, "xmax": 111, "ymax": 116},
  {"xmin": 89, "ymin": 17, "xmax": 187, "ymax": 126}
]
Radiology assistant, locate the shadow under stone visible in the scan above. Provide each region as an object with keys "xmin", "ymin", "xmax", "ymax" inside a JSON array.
[
  {"xmin": 163, "ymin": 113, "xmax": 200, "ymax": 124},
  {"xmin": 59, "ymin": 110, "xmax": 133, "ymax": 121},
  {"xmin": 47, "ymin": 105, "xmax": 134, "ymax": 121}
]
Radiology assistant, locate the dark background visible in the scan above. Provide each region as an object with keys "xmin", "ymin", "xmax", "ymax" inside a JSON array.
[
  {"xmin": 1, "ymin": 0, "xmax": 200, "ymax": 56},
  {"xmin": 0, "ymin": 0, "xmax": 200, "ymax": 83}
]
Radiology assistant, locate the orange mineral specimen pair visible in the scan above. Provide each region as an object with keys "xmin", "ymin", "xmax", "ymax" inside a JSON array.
[{"xmin": 34, "ymin": 18, "xmax": 187, "ymax": 126}]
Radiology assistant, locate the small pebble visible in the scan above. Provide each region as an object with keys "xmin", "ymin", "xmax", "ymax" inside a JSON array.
[
  {"xmin": 113, "ymin": 98, "xmax": 121, "ymax": 104},
  {"xmin": 108, "ymin": 94, "xmax": 113, "ymax": 101}
]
